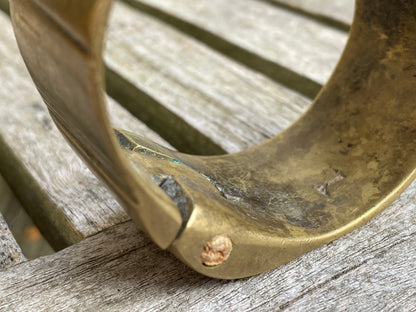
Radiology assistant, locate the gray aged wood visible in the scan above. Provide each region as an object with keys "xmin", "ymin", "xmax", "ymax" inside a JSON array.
[
  {"xmin": 0, "ymin": 0, "xmax": 312, "ymax": 250},
  {"xmin": 270, "ymin": 0, "xmax": 354, "ymax": 28},
  {"xmin": 0, "ymin": 0, "xmax": 8, "ymax": 14},
  {"xmin": 0, "ymin": 11, "xmax": 171, "ymax": 249},
  {"xmin": 1, "ymin": 0, "xmax": 415, "ymax": 311},
  {"xmin": 0, "ymin": 183, "xmax": 415, "ymax": 311},
  {"xmin": 106, "ymin": 2, "xmax": 310, "ymax": 154},
  {"xmin": 123, "ymin": 0, "xmax": 348, "ymax": 86}
]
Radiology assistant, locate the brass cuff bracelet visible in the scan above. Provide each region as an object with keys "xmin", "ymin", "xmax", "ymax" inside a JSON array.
[{"xmin": 9, "ymin": 0, "xmax": 416, "ymax": 279}]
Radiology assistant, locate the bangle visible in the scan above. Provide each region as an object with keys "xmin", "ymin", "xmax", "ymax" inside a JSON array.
[{"xmin": 10, "ymin": 0, "xmax": 416, "ymax": 279}]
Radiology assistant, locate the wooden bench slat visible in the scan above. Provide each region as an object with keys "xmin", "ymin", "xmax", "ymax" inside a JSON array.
[
  {"xmin": 0, "ymin": 0, "xmax": 415, "ymax": 309},
  {"xmin": 0, "ymin": 182, "xmax": 415, "ymax": 310},
  {"xmin": 269, "ymin": 0, "xmax": 354, "ymax": 29},
  {"xmin": 0, "ymin": 0, "xmax": 313, "ymax": 248},
  {"xmin": 123, "ymin": 0, "xmax": 348, "ymax": 88},
  {"xmin": 0, "ymin": 11, "xmax": 171, "ymax": 249},
  {"xmin": 106, "ymin": 2, "xmax": 310, "ymax": 154},
  {"xmin": 0, "ymin": 0, "xmax": 312, "ymax": 250}
]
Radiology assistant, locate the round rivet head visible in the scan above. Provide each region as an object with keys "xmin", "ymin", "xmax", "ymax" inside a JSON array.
[{"xmin": 201, "ymin": 235, "xmax": 233, "ymax": 266}]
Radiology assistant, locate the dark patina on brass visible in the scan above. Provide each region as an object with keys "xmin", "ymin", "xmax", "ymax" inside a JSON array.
[{"xmin": 9, "ymin": 0, "xmax": 416, "ymax": 278}]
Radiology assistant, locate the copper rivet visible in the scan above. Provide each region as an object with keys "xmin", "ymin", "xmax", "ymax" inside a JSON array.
[{"xmin": 201, "ymin": 235, "xmax": 233, "ymax": 266}]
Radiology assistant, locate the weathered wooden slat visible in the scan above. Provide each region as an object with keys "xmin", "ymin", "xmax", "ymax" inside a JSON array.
[
  {"xmin": 0, "ymin": 214, "xmax": 24, "ymax": 270},
  {"xmin": 0, "ymin": 0, "xmax": 415, "ymax": 310},
  {"xmin": 267, "ymin": 0, "xmax": 354, "ymax": 30},
  {"xmin": 0, "ymin": 10, "xmax": 171, "ymax": 249},
  {"xmin": 122, "ymin": 0, "xmax": 348, "ymax": 89},
  {"xmin": 0, "ymin": 0, "xmax": 313, "ymax": 248},
  {"xmin": 0, "ymin": 183, "xmax": 415, "ymax": 311},
  {"xmin": 106, "ymin": 2, "xmax": 310, "ymax": 154},
  {"xmin": 0, "ymin": 176, "xmax": 25, "ymax": 269},
  {"xmin": 0, "ymin": 0, "xmax": 314, "ymax": 248}
]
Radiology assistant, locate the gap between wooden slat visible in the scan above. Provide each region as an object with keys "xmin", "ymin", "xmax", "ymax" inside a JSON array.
[
  {"xmin": 120, "ymin": 0, "xmax": 348, "ymax": 93},
  {"xmin": 260, "ymin": 0, "xmax": 351, "ymax": 32},
  {"xmin": 269, "ymin": 0, "xmax": 355, "ymax": 27},
  {"xmin": 0, "ymin": 0, "xmax": 8, "ymax": 15},
  {"xmin": 0, "ymin": 174, "xmax": 54, "ymax": 259},
  {"xmin": 0, "ymin": 212, "xmax": 25, "ymax": 270},
  {"xmin": 119, "ymin": 0, "xmax": 322, "ymax": 99},
  {"xmin": 106, "ymin": 68, "xmax": 225, "ymax": 155},
  {"xmin": 0, "ymin": 2, "xmax": 306, "ymax": 249},
  {"xmin": 105, "ymin": 2, "xmax": 310, "ymax": 154},
  {"xmin": 0, "ymin": 10, "xmax": 172, "ymax": 249},
  {"xmin": 0, "ymin": 135, "xmax": 83, "ymax": 250},
  {"xmin": 0, "ymin": 175, "xmax": 25, "ymax": 269}
]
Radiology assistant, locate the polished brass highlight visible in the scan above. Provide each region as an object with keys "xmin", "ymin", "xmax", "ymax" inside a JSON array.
[{"xmin": 9, "ymin": 0, "xmax": 416, "ymax": 279}]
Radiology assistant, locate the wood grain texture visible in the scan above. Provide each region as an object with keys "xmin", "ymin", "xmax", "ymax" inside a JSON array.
[
  {"xmin": 124, "ymin": 0, "xmax": 348, "ymax": 86},
  {"xmin": 268, "ymin": 0, "xmax": 354, "ymax": 29},
  {"xmin": 106, "ymin": 2, "xmax": 310, "ymax": 154},
  {"xmin": 0, "ymin": 182, "xmax": 415, "ymax": 311},
  {"xmin": 0, "ymin": 0, "xmax": 311, "ymax": 247},
  {"xmin": 0, "ymin": 11, "xmax": 171, "ymax": 249},
  {"xmin": 1, "ymin": 1, "xmax": 416, "ymax": 310}
]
